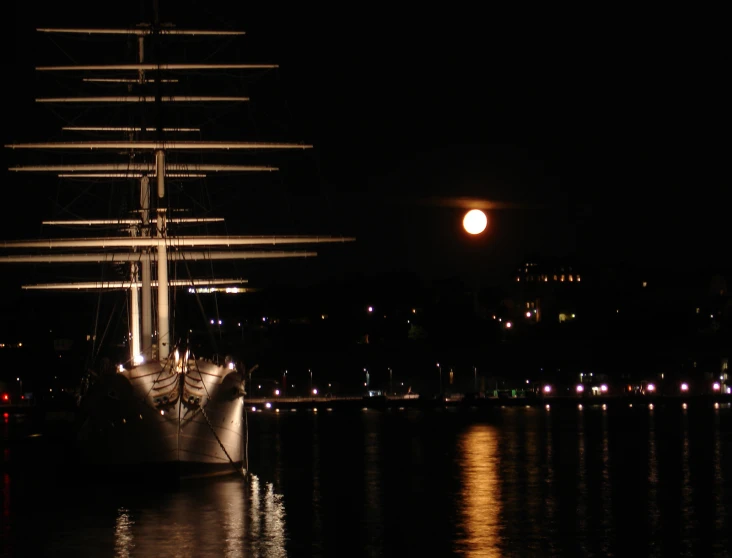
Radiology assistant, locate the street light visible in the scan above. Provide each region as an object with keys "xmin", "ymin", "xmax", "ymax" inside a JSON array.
[
  {"xmin": 437, "ymin": 362, "xmax": 442, "ymax": 393},
  {"xmin": 17, "ymin": 377, "xmax": 22, "ymax": 395},
  {"xmin": 309, "ymin": 369, "xmax": 313, "ymax": 396},
  {"xmin": 389, "ymin": 368, "xmax": 393, "ymax": 395},
  {"xmin": 473, "ymin": 366, "xmax": 477, "ymax": 392}
]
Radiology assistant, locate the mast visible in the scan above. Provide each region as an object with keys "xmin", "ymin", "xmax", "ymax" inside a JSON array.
[
  {"xmin": 130, "ymin": 259, "xmax": 142, "ymax": 364},
  {"xmin": 152, "ymin": 2, "xmax": 167, "ymax": 361},
  {"xmin": 131, "ymin": 38, "xmax": 144, "ymax": 365},
  {"xmin": 139, "ymin": 177, "xmax": 153, "ymax": 361},
  {"xmin": 156, "ymin": 158, "xmax": 170, "ymax": 360},
  {"xmin": 3, "ymin": 21, "xmax": 357, "ymax": 370}
]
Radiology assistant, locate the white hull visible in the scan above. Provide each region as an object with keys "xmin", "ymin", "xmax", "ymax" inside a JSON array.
[{"xmin": 77, "ymin": 359, "xmax": 245, "ymax": 473}]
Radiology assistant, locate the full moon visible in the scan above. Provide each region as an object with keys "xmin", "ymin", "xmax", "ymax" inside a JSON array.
[{"xmin": 463, "ymin": 209, "xmax": 487, "ymax": 234}]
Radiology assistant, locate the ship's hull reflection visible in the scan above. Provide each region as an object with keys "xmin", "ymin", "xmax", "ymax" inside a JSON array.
[{"xmin": 113, "ymin": 475, "xmax": 286, "ymax": 558}]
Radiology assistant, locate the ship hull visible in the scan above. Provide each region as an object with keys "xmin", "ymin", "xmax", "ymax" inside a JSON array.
[{"xmin": 76, "ymin": 359, "xmax": 246, "ymax": 478}]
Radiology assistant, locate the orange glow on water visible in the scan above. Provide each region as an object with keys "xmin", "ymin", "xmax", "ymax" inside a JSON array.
[{"xmin": 458, "ymin": 425, "xmax": 502, "ymax": 555}]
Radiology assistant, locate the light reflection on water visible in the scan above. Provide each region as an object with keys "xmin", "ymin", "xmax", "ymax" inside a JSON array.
[
  {"xmin": 114, "ymin": 507, "xmax": 133, "ymax": 558},
  {"xmin": 107, "ymin": 475, "xmax": 286, "ymax": 558},
  {"xmin": 715, "ymin": 407, "xmax": 725, "ymax": 534},
  {"xmin": 457, "ymin": 424, "xmax": 502, "ymax": 556},
  {"xmin": 2, "ymin": 404, "xmax": 731, "ymax": 556},
  {"xmin": 576, "ymin": 409, "xmax": 587, "ymax": 555},
  {"xmin": 543, "ymin": 408, "xmax": 557, "ymax": 556},
  {"xmin": 600, "ymin": 407, "xmax": 613, "ymax": 540},
  {"xmin": 362, "ymin": 415, "xmax": 384, "ymax": 555},
  {"xmin": 681, "ymin": 409, "xmax": 695, "ymax": 557},
  {"xmin": 648, "ymin": 405, "xmax": 660, "ymax": 556}
]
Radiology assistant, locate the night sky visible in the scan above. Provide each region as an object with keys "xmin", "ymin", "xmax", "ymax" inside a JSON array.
[{"xmin": 3, "ymin": 1, "xmax": 726, "ymax": 293}]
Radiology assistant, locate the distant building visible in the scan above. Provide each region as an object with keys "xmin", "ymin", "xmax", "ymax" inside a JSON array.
[
  {"xmin": 507, "ymin": 260, "xmax": 584, "ymax": 324},
  {"xmin": 514, "ymin": 261, "xmax": 582, "ymax": 285}
]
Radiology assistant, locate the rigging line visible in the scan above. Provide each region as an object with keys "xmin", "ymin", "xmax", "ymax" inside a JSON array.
[
  {"xmin": 93, "ymin": 296, "xmax": 120, "ymax": 364},
  {"xmin": 179, "ymin": 250, "xmax": 220, "ymax": 357},
  {"xmin": 200, "ymin": 34, "xmax": 237, "ymax": 64},
  {"xmin": 141, "ymin": 356, "xmax": 173, "ymax": 406},
  {"xmin": 49, "ymin": 184, "xmax": 98, "ymax": 219},
  {"xmin": 170, "ymin": 180, "xmax": 211, "ymax": 213},
  {"xmin": 87, "ymin": 166, "xmax": 125, "ymax": 364},
  {"xmin": 89, "ymin": 284, "xmax": 104, "ymax": 366},
  {"xmin": 45, "ymin": 34, "xmax": 80, "ymax": 65}
]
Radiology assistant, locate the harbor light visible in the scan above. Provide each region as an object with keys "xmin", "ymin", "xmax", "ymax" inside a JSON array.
[
  {"xmin": 680, "ymin": 382, "xmax": 689, "ymax": 392},
  {"xmin": 713, "ymin": 382, "xmax": 720, "ymax": 391},
  {"xmin": 265, "ymin": 402, "xmax": 272, "ymax": 409},
  {"xmin": 312, "ymin": 388, "xmax": 318, "ymax": 395},
  {"xmin": 543, "ymin": 385, "xmax": 552, "ymax": 394},
  {"xmin": 600, "ymin": 384, "xmax": 608, "ymax": 393},
  {"xmin": 275, "ymin": 389, "xmax": 280, "ymax": 396},
  {"xmin": 646, "ymin": 383, "xmax": 655, "ymax": 392},
  {"xmin": 576, "ymin": 384, "xmax": 584, "ymax": 393}
]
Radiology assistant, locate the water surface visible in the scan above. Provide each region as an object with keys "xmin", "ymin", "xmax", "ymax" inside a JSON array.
[{"xmin": 2, "ymin": 402, "xmax": 731, "ymax": 557}]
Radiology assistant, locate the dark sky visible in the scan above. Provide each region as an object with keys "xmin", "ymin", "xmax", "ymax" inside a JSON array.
[{"xmin": 4, "ymin": 1, "xmax": 726, "ymax": 292}]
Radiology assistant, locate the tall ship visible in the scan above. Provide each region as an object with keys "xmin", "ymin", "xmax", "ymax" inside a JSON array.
[{"xmin": 2, "ymin": 8, "xmax": 353, "ymax": 476}]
